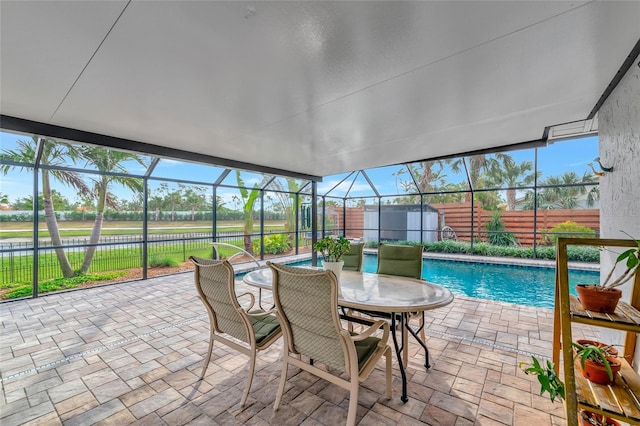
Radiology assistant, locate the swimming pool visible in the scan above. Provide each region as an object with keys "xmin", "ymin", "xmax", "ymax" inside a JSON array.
[{"xmin": 304, "ymin": 254, "xmax": 598, "ymax": 309}]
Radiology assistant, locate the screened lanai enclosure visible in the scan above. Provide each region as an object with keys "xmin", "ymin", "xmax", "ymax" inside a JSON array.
[{"xmin": 1, "ymin": 129, "xmax": 601, "ymax": 300}]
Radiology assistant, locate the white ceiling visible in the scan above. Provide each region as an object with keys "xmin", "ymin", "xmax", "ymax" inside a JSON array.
[{"xmin": 1, "ymin": 1, "xmax": 639, "ymax": 178}]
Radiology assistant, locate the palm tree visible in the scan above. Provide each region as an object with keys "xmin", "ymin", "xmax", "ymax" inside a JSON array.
[
  {"xmin": 76, "ymin": 147, "xmax": 147, "ymax": 274},
  {"xmin": 485, "ymin": 154, "xmax": 536, "ymax": 211},
  {"xmin": 448, "ymin": 154, "xmax": 491, "ymax": 201},
  {"xmin": 0, "ymin": 137, "xmax": 89, "ymax": 277},
  {"xmin": 0, "ymin": 192, "xmax": 9, "ymax": 205},
  {"xmin": 235, "ymin": 171, "xmax": 263, "ymax": 254},
  {"xmin": 523, "ymin": 171, "xmax": 598, "ymax": 210}
]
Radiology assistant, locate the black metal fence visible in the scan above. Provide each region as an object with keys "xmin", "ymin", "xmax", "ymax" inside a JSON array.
[{"xmin": 0, "ymin": 230, "xmax": 302, "ymax": 286}]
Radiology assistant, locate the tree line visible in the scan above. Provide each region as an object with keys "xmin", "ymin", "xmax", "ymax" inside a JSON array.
[{"xmin": 390, "ymin": 153, "xmax": 598, "ymax": 210}]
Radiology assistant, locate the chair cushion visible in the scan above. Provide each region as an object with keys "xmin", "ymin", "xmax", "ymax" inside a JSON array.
[
  {"xmin": 248, "ymin": 311, "xmax": 281, "ymax": 344},
  {"xmin": 343, "ymin": 243, "xmax": 364, "ymax": 271},
  {"xmin": 376, "ymin": 244, "xmax": 422, "ymax": 279},
  {"xmin": 351, "ymin": 333, "xmax": 382, "ymax": 372}
]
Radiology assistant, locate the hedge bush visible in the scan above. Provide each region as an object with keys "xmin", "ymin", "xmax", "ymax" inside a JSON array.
[{"xmin": 421, "ymin": 240, "xmax": 598, "ymax": 262}]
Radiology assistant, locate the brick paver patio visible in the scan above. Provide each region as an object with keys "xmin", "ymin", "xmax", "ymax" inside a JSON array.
[{"xmin": 0, "ymin": 270, "xmax": 590, "ymax": 425}]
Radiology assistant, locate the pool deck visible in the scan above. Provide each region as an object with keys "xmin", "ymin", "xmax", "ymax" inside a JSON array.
[{"xmin": 0, "ymin": 267, "xmax": 601, "ymax": 426}]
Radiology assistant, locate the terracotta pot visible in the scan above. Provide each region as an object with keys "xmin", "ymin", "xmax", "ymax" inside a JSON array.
[
  {"xmin": 579, "ymin": 410, "xmax": 621, "ymax": 426},
  {"xmin": 576, "ymin": 285, "xmax": 622, "ymax": 313},
  {"xmin": 579, "ymin": 356, "xmax": 621, "ymax": 385}
]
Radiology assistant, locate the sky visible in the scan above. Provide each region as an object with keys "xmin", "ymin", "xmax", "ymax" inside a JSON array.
[{"xmin": 0, "ymin": 130, "xmax": 599, "ymax": 206}]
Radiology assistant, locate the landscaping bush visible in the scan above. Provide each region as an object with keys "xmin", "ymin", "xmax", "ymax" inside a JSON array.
[
  {"xmin": 546, "ymin": 221, "xmax": 596, "ymax": 244},
  {"xmin": 148, "ymin": 254, "xmax": 180, "ymax": 268},
  {"xmin": 3, "ymin": 272, "xmax": 123, "ymax": 299},
  {"xmin": 253, "ymin": 234, "xmax": 291, "ymax": 255},
  {"xmin": 485, "ymin": 211, "xmax": 519, "ymax": 246},
  {"xmin": 422, "ymin": 240, "xmax": 599, "ymax": 263},
  {"xmin": 423, "ymin": 240, "xmax": 471, "ymax": 254},
  {"xmin": 566, "ymin": 246, "xmax": 600, "ymax": 263}
]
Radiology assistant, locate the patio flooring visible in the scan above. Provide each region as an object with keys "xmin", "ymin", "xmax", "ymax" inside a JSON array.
[{"xmin": 0, "ymin": 270, "xmax": 594, "ymax": 425}]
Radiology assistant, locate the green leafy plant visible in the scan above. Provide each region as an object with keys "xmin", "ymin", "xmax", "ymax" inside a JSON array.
[
  {"xmin": 313, "ymin": 236, "xmax": 350, "ymax": 262},
  {"xmin": 600, "ymin": 235, "xmax": 640, "ymax": 288},
  {"xmin": 572, "ymin": 341, "xmax": 617, "ymax": 381},
  {"xmin": 485, "ymin": 211, "xmax": 518, "ymax": 246},
  {"xmin": 253, "ymin": 234, "xmax": 291, "ymax": 255},
  {"xmin": 520, "ymin": 357, "xmax": 565, "ymax": 402}
]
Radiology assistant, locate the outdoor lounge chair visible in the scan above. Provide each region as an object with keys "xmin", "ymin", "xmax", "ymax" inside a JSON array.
[
  {"xmin": 342, "ymin": 242, "xmax": 365, "ymax": 271},
  {"xmin": 190, "ymin": 256, "xmax": 282, "ymax": 406},
  {"xmin": 268, "ymin": 262, "xmax": 392, "ymax": 426}
]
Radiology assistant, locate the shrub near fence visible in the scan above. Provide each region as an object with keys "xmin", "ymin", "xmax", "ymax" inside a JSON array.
[{"xmin": 431, "ymin": 203, "xmax": 599, "ymax": 246}]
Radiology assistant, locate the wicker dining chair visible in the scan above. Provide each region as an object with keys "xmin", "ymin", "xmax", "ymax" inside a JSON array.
[
  {"xmin": 268, "ymin": 262, "xmax": 392, "ymax": 426},
  {"xmin": 190, "ymin": 256, "xmax": 282, "ymax": 406},
  {"xmin": 342, "ymin": 242, "xmax": 365, "ymax": 272}
]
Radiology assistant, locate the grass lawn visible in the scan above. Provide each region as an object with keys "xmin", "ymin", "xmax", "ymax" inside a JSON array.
[
  {"xmin": 0, "ymin": 233, "xmax": 307, "ymax": 299},
  {"xmin": 0, "ymin": 220, "xmax": 286, "ymax": 238}
]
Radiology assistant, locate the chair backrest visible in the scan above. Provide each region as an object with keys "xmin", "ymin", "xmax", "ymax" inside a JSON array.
[
  {"xmin": 376, "ymin": 243, "xmax": 423, "ymax": 279},
  {"xmin": 191, "ymin": 256, "xmax": 249, "ymax": 343},
  {"xmin": 268, "ymin": 262, "xmax": 347, "ymax": 373},
  {"xmin": 342, "ymin": 242, "xmax": 365, "ymax": 271}
]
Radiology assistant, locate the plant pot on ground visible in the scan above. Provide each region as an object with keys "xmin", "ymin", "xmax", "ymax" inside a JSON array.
[{"xmin": 576, "ymin": 236, "xmax": 639, "ymax": 313}]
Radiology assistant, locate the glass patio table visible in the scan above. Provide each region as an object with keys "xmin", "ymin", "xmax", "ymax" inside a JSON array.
[{"xmin": 242, "ymin": 267, "xmax": 454, "ymax": 402}]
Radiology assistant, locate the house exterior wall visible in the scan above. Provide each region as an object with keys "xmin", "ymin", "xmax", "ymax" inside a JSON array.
[{"xmin": 598, "ymin": 54, "xmax": 640, "ymax": 361}]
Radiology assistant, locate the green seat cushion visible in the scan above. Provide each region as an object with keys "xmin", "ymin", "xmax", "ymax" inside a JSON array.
[
  {"xmin": 248, "ymin": 311, "xmax": 281, "ymax": 344},
  {"xmin": 351, "ymin": 332, "xmax": 382, "ymax": 372},
  {"xmin": 343, "ymin": 243, "xmax": 364, "ymax": 272},
  {"xmin": 376, "ymin": 244, "xmax": 422, "ymax": 279}
]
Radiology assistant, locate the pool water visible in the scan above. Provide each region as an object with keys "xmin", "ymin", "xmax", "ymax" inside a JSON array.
[{"xmin": 311, "ymin": 255, "xmax": 597, "ymax": 309}]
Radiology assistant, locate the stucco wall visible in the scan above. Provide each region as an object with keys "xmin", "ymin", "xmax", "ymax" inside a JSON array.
[{"xmin": 598, "ymin": 54, "xmax": 640, "ymax": 359}]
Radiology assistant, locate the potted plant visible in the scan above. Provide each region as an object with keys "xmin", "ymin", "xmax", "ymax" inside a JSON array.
[
  {"xmin": 520, "ymin": 356, "xmax": 621, "ymax": 426},
  {"xmin": 572, "ymin": 341, "xmax": 621, "ymax": 386},
  {"xmin": 313, "ymin": 236, "xmax": 351, "ymax": 280},
  {"xmin": 576, "ymin": 236, "xmax": 640, "ymax": 313}
]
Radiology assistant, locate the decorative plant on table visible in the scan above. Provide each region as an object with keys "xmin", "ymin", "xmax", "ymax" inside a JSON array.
[
  {"xmin": 313, "ymin": 236, "xmax": 351, "ymax": 262},
  {"xmin": 313, "ymin": 236, "xmax": 351, "ymax": 280},
  {"xmin": 575, "ymin": 234, "xmax": 640, "ymax": 313},
  {"xmin": 520, "ymin": 355, "xmax": 620, "ymax": 426}
]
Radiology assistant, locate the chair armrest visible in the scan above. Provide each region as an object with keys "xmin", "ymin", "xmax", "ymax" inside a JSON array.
[
  {"xmin": 236, "ymin": 292, "xmax": 256, "ymax": 311},
  {"xmin": 350, "ymin": 319, "xmax": 389, "ymax": 344}
]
